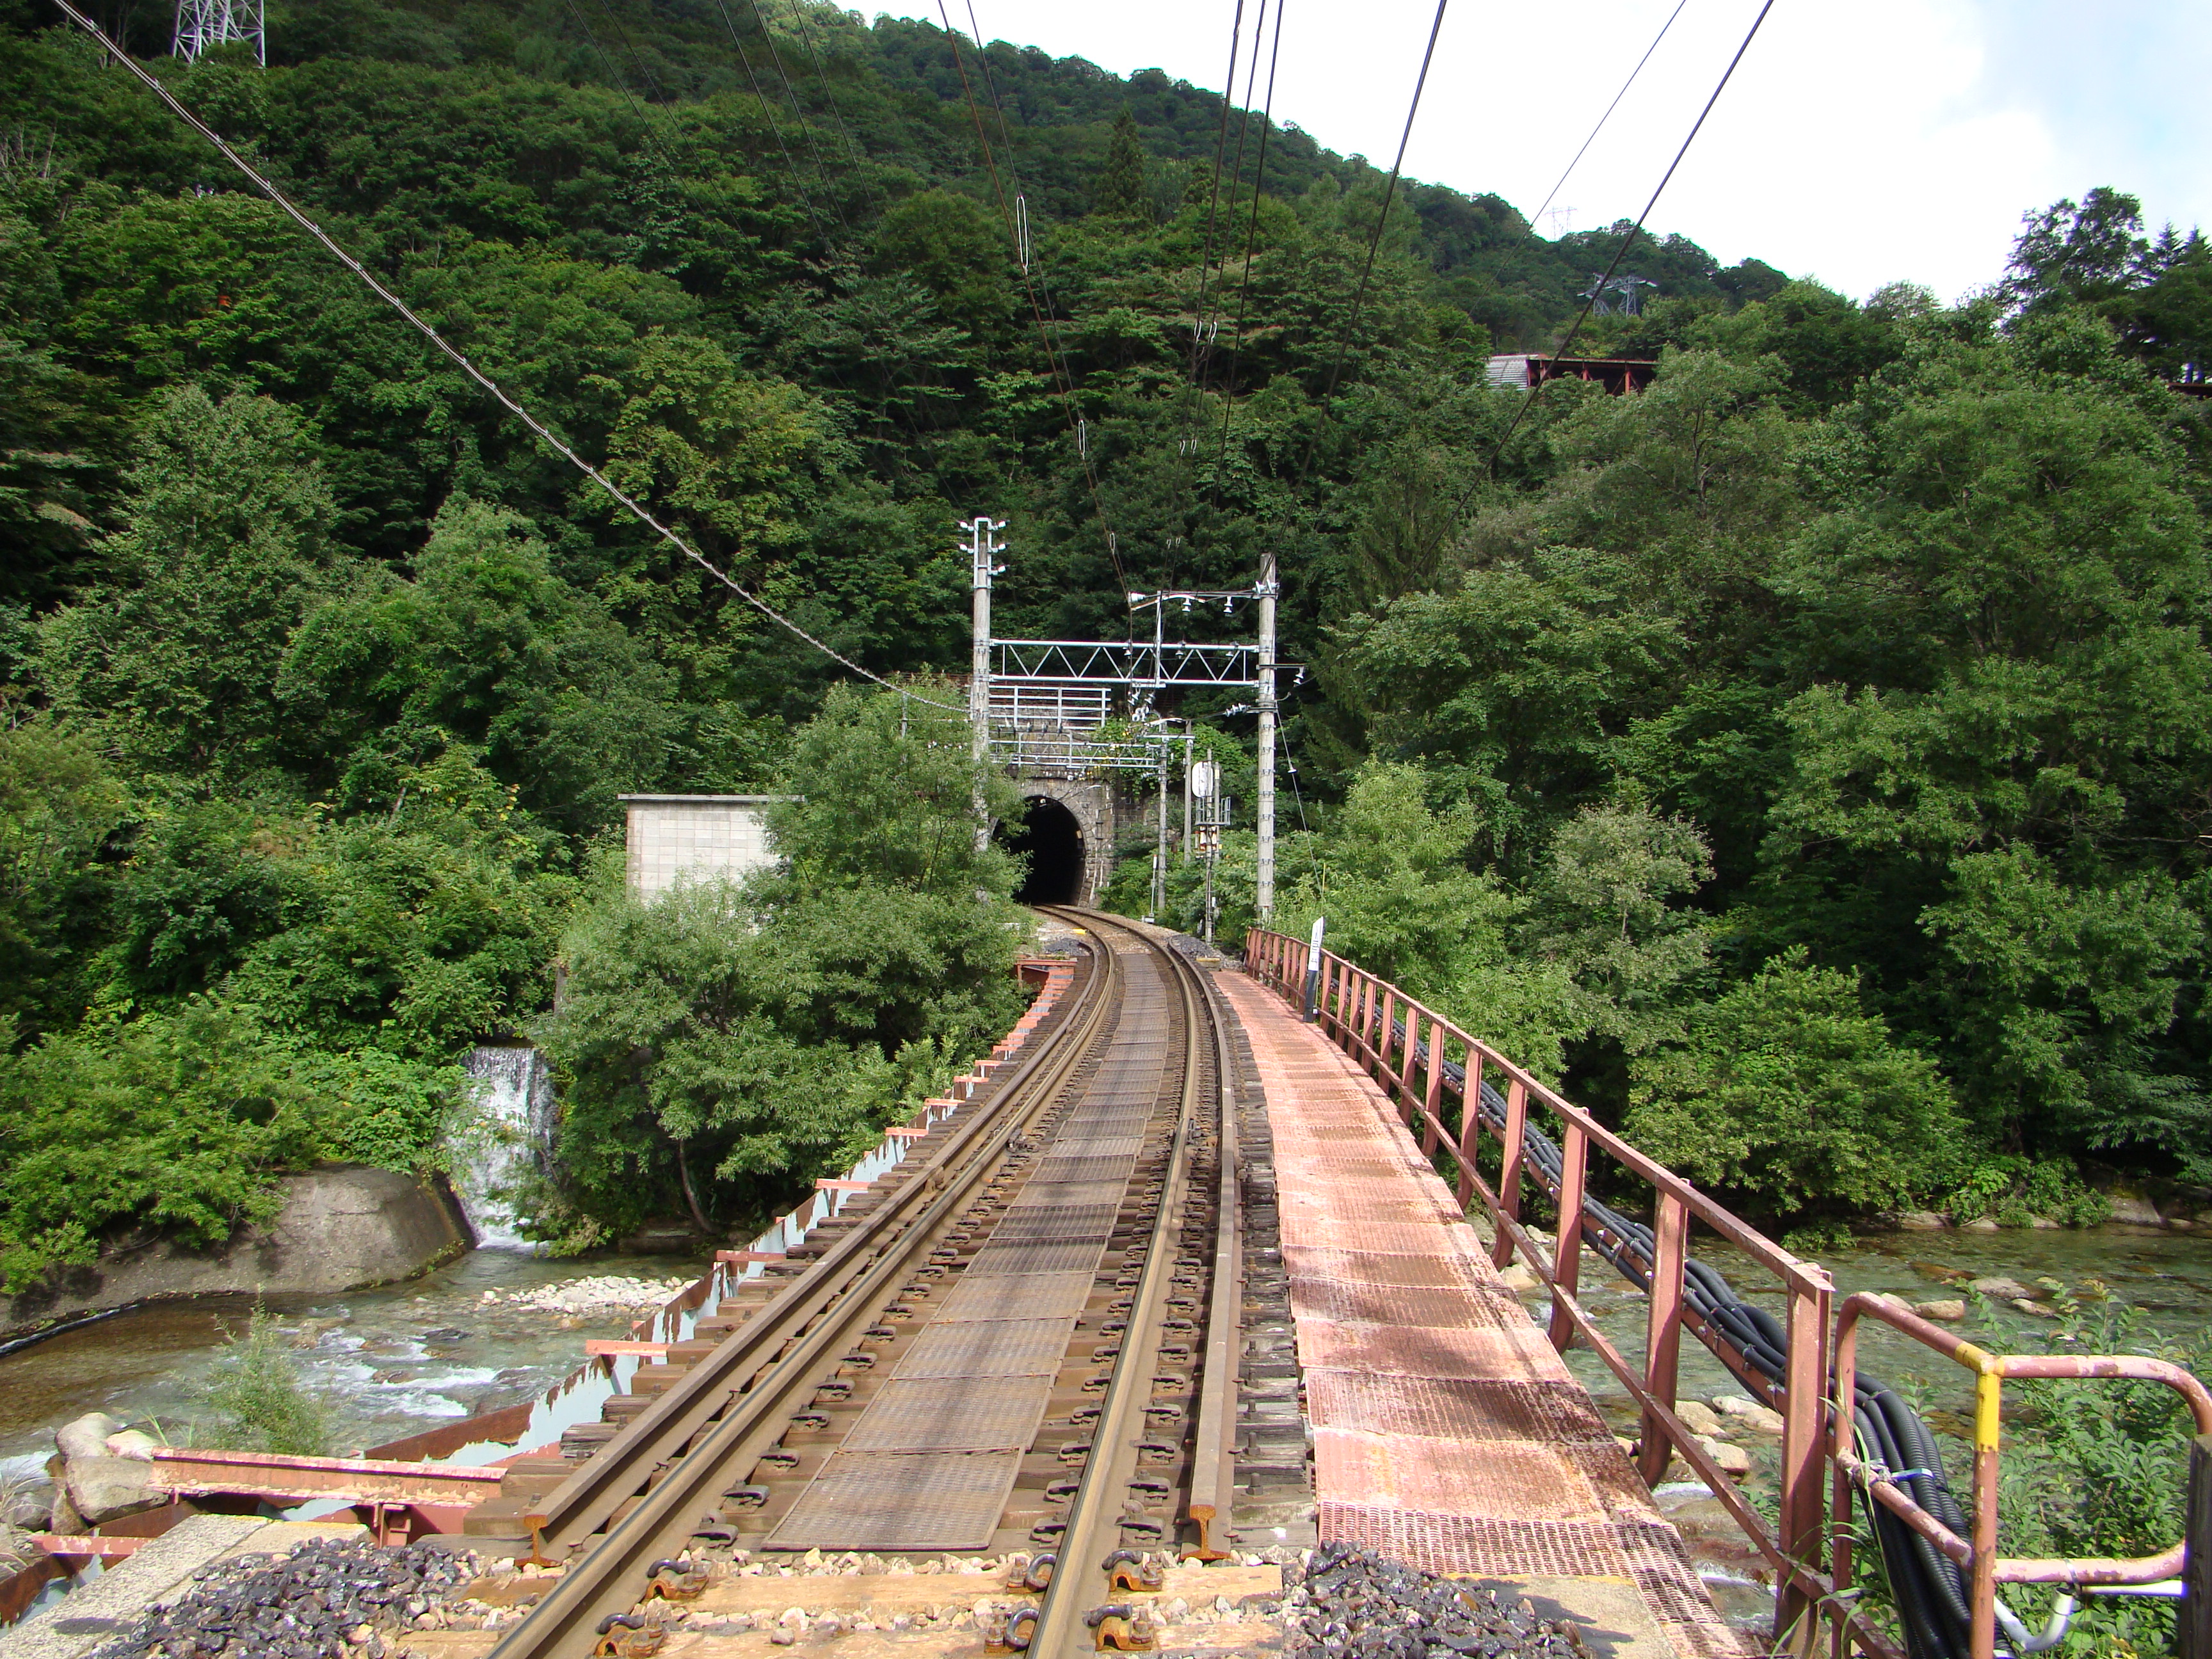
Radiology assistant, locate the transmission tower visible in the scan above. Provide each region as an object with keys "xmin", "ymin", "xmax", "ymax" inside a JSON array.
[{"xmin": 174, "ymin": 0, "xmax": 264, "ymax": 64}]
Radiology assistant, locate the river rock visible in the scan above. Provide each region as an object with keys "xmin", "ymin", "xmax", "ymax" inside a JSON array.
[
  {"xmin": 2010, "ymin": 1298, "xmax": 2060, "ymax": 1318},
  {"xmin": 2030, "ymin": 1216, "xmax": 2063, "ymax": 1229},
  {"xmin": 1692, "ymin": 1435, "xmax": 1752, "ymax": 1478},
  {"xmin": 62, "ymin": 1450, "xmax": 159, "ymax": 1524},
  {"xmin": 56, "ymin": 1411, "xmax": 125, "ymax": 1462},
  {"xmin": 1713, "ymin": 1395, "xmax": 1786, "ymax": 1434},
  {"xmin": 106, "ymin": 1429, "xmax": 160, "ymax": 1460},
  {"xmin": 1896, "ymin": 1210, "xmax": 1948, "ymax": 1230},
  {"xmin": 1675, "ymin": 1400, "xmax": 1726, "ymax": 1437},
  {"xmin": 1969, "ymin": 1276, "xmax": 2035, "ymax": 1301},
  {"xmin": 3, "ymin": 1164, "xmax": 472, "ymax": 1340},
  {"xmin": 1497, "ymin": 1263, "xmax": 1540, "ymax": 1292},
  {"xmin": 1962, "ymin": 1217, "xmax": 2000, "ymax": 1231},
  {"xmin": 2106, "ymin": 1193, "xmax": 2163, "ymax": 1226},
  {"xmin": 1914, "ymin": 1299, "xmax": 1967, "ymax": 1322},
  {"xmin": 0, "ymin": 1480, "xmax": 51, "ymax": 1529}
]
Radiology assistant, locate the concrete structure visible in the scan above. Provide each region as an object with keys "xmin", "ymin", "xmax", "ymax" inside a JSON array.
[
  {"xmin": 3, "ymin": 1167, "xmax": 473, "ymax": 1340},
  {"xmin": 1006, "ymin": 776, "xmax": 1118, "ymax": 905},
  {"xmin": 619, "ymin": 794, "xmax": 795, "ymax": 899}
]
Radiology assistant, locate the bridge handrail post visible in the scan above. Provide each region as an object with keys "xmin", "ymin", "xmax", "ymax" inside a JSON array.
[
  {"xmin": 1777, "ymin": 1270, "xmax": 1832, "ymax": 1648},
  {"xmin": 1635, "ymin": 1190, "xmax": 1688, "ymax": 1488},
  {"xmin": 1546, "ymin": 1120, "xmax": 1587, "ymax": 1352},
  {"xmin": 1489, "ymin": 1077, "xmax": 1527, "ymax": 1269}
]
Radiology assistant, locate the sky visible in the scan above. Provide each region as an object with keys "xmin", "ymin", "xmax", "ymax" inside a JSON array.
[{"xmin": 864, "ymin": 0, "xmax": 2212, "ymax": 303}]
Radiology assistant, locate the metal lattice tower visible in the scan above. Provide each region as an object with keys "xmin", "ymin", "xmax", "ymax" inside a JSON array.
[{"xmin": 173, "ymin": 0, "xmax": 264, "ymax": 64}]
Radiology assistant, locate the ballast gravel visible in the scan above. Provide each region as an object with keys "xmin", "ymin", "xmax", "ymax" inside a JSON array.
[
  {"xmin": 1283, "ymin": 1544, "xmax": 1587, "ymax": 1659},
  {"xmin": 88, "ymin": 1537, "xmax": 471, "ymax": 1659}
]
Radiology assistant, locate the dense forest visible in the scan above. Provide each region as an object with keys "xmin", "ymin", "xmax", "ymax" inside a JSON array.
[{"xmin": 4, "ymin": 0, "xmax": 2212, "ymax": 1272}]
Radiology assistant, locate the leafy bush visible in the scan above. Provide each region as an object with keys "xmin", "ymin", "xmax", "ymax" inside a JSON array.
[
  {"xmin": 0, "ymin": 1003, "xmax": 459, "ymax": 1290},
  {"xmin": 1941, "ymin": 1155, "xmax": 2110, "ymax": 1228},
  {"xmin": 1626, "ymin": 948, "xmax": 1965, "ymax": 1215},
  {"xmin": 196, "ymin": 1306, "xmax": 330, "ymax": 1455},
  {"xmin": 535, "ymin": 685, "xmax": 1030, "ymax": 1240}
]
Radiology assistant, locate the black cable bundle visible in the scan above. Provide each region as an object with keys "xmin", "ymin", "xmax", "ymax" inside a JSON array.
[{"xmin": 1379, "ymin": 1015, "xmax": 1976, "ymax": 1659}]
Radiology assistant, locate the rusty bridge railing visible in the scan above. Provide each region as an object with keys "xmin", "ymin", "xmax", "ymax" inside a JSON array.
[{"xmin": 1244, "ymin": 926, "xmax": 2209, "ymax": 1659}]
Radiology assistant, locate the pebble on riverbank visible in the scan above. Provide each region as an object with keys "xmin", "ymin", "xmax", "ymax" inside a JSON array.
[{"xmin": 484, "ymin": 1275, "xmax": 694, "ymax": 1316}]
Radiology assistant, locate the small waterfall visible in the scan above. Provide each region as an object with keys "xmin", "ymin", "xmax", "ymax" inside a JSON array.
[{"xmin": 457, "ymin": 1047, "xmax": 559, "ymax": 1251}]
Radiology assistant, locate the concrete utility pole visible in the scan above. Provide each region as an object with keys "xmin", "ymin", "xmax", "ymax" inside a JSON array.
[
  {"xmin": 1151, "ymin": 741, "xmax": 1169, "ymax": 922},
  {"xmin": 1255, "ymin": 547, "xmax": 1279, "ymax": 925},
  {"xmin": 965, "ymin": 516, "xmax": 1006, "ymax": 853}
]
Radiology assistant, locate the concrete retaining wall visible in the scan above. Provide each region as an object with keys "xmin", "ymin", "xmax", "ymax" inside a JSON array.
[{"xmin": 3, "ymin": 1166, "xmax": 475, "ymax": 1340}]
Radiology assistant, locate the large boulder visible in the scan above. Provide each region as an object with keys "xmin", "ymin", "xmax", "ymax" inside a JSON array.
[{"xmin": 62, "ymin": 1453, "xmax": 159, "ymax": 1525}]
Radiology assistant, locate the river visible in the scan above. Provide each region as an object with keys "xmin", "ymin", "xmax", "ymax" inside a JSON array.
[
  {"xmin": 0, "ymin": 1248, "xmax": 700, "ymax": 1484},
  {"xmin": 1515, "ymin": 1220, "xmax": 2212, "ymax": 1626}
]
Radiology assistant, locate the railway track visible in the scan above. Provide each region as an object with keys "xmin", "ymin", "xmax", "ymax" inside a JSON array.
[{"xmin": 479, "ymin": 908, "xmax": 1243, "ymax": 1659}]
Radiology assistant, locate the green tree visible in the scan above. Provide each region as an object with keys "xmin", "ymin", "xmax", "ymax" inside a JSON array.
[
  {"xmin": 37, "ymin": 386, "xmax": 341, "ymax": 774},
  {"xmin": 1094, "ymin": 108, "xmax": 1151, "ymax": 222},
  {"xmin": 1625, "ymin": 949, "xmax": 1964, "ymax": 1216}
]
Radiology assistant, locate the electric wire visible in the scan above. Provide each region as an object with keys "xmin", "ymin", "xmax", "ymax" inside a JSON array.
[
  {"xmin": 591, "ymin": 0, "xmax": 671, "ymax": 104},
  {"xmin": 777, "ymin": 0, "xmax": 876, "ymax": 204},
  {"xmin": 933, "ymin": 2, "xmax": 1130, "ymax": 601},
  {"xmin": 1311, "ymin": 0, "xmax": 1449, "ymax": 408},
  {"xmin": 1187, "ymin": 0, "xmax": 1249, "ymax": 405},
  {"xmin": 1206, "ymin": 0, "xmax": 1270, "ymax": 369},
  {"xmin": 1527, "ymin": 0, "xmax": 1690, "ymax": 236},
  {"xmin": 44, "ymin": 0, "xmax": 966, "ymax": 714},
  {"xmin": 1482, "ymin": 0, "xmax": 1777, "ymax": 484},
  {"xmin": 709, "ymin": 0, "xmax": 832, "ymax": 239},
  {"xmin": 1214, "ymin": 0, "xmax": 1285, "ymax": 474},
  {"xmin": 742, "ymin": 0, "xmax": 851, "ymax": 232}
]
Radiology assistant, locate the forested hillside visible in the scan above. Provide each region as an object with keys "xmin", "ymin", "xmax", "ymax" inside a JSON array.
[{"xmin": 4, "ymin": 0, "xmax": 2212, "ymax": 1260}]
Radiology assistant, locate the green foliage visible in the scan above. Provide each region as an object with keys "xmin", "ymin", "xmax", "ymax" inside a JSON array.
[
  {"xmin": 1094, "ymin": 109, "xmax": 1151, "ymax": 222},
  {"xmin": 1996, "ymin": 1301, "xmax": 2205, "ymax": 1656},
  {"xmin": 1625, "ymin": 949, "xmax": 1964, "ymax": 1216},
  {"xmin": 536, "ymin": 686, "xmax": 1029, "ymax": 1237},
  {"xmin": 1940, "ymin": 1155, "xmax": 2110, "ymax": 1228},
  {"xmin": 0, "ymin": 1002, "xmax": 456, "ymax": 1290},
  {"xmin": 196, "ymin": 1306, "xmax": 331, "ymax": 1457}
]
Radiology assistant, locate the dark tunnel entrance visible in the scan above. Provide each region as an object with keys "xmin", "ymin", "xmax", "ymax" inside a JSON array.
[{"xmin": 1006, "ymin": 796, "xmax": 1085, "ymax": 904}]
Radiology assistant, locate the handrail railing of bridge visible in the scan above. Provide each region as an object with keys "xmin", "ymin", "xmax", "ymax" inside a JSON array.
[{"xmin": 1245, "ymin": 926, "xmax": 2212, "ymax": 1659}]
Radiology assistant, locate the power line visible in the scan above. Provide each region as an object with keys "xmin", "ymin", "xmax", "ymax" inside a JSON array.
[
  {"xmin": 1528, "ymin": 0, "xmax": 1690, "ymax": 235},
  {"xmin": 1187, "ymin": 0, "xmax": 1249, "ymax": 395},
  {"xmin": 1205, "ymin": 0, "xmax": 1270, "ymax": 368},
  {"xmin": 742, "ymin": 0, "xmax": 851, "ymax": 232},
  {"xmin": 776, "ymin": 0, "xmax": 876, "ymax": 207},
  {"xmin": 44, "ymin": 0, "xmax": 966, "ymax": 714},
  {"xmin": 1482, "ymin": 0, "xmax": 1777, "ymax": 484},
  {"xmin": 708, "ymin": 0, "xmax": 831, "ymax": 239},
  {"xmin": 934, "ymin": 1, "xmax": 1130, "ymax": 602},
  {"xmin": 1313, "ymin": 0, "xmax": 1448, "ymax": 408},
  {"xmin": 1214, "ymin": 0, "xmax": 1286, "ymax": 474},
  {"xmin": 591, "ymin": 0, "xmax": 670, "ymax": 105}
]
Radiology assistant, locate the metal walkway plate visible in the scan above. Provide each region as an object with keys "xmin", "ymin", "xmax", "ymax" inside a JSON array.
[
  {"xmin": 842, "ymin": 1379, "xmax": 1052, "ymax": 1452},
  {"xmin": 964, "ymin": 1238, "xmax": 1109, "ymax": 1274},
  {"xmin": 898, "ymin": 1317, "xmax": 1071, "ymax": 1377},
  {"xmin": 765, "ymin": 1450, "xmax": 1022, "ymax": 1550},
  {"xmin": 934, "ymin": 1270, "xmax": 1097, "ymax": 1322}
]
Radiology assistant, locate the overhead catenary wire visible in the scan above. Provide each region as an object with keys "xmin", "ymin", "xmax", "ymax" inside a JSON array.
[
  {"xmin": 1482, "ymin": 0, "xmax": 1777, "ymax": 484},
  {"xmin": 1188, "ymin": 0, "xmax": 1249, "ymax": 394},
  {"xmin": 742, "ymin": 0, "xmax": 852, "ymax": 232},
  {"xmin": 1204, "ymin": 0, "xmax": 1270, "ymax": 372},
  {"xmin": 1311, "ymin": 0, "xmax": 1449, "ymax": 409},
  {"xmin": 44, "ymin": 0, "xmax": 966, "ymax": 715},
  {"xmin": 776, "ymin": 0, "xmax": 876, "ymax": 205},
  {"xmin": 708, "ymin": 0, "xmax": 832, "ymax": 239}
]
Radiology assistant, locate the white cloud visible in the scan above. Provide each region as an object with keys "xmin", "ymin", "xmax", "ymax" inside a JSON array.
[{"xmin": 865, "ymin": 0, "xmax": 2204, "ymax": 304}]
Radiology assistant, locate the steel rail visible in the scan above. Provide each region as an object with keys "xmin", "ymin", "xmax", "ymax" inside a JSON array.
[
  {"xmin": 1182, "ymin": 956, "xmax": 1242, "ymax": 1560},
  {"xmin": 1030, "ymin": 913, "xmax": 1211, "ymax": 1659},
  {"xmin": 486, "ymin": 925, "xmax": 1125, "ymax": 1657}
]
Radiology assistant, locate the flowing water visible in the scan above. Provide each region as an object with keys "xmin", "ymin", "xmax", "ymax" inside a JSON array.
[
  {"xmin": 0, "ymin": 1248, "xmax": 699, "ymax": 1482},
  {"xmin": 453, "ymin": 1046, "xmax": 559, "ymax": 1251},
  {"xmin": 1514, "ymin": 1221, "xmax": 2212, "ymax": 1627}
]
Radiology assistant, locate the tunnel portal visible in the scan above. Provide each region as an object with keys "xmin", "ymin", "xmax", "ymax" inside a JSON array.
[{"xmin": 1006, "ymin": 795, "xmax": 1086, "ymax": 904}]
